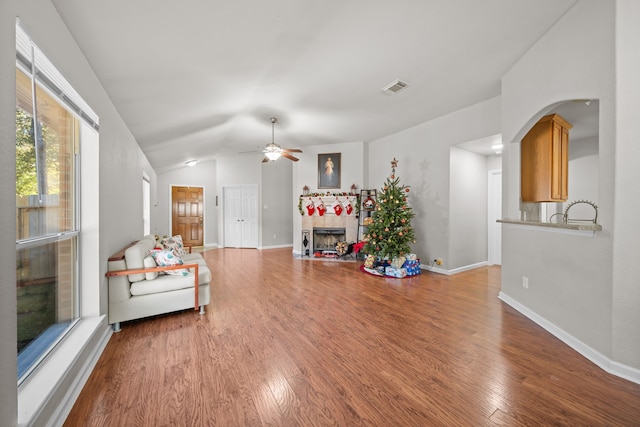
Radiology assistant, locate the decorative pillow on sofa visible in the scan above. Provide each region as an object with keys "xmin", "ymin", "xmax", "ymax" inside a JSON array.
[
  {"xmin": 143, "ymin": 256, "xmax": 159, "ymax": 280},
  {"xmin": 150, "ymin": 249, "xmax": 189, "ymax": 276},
  {"xmin": 161, "ymin": 235, "xmax": 187, "ymax": 256}
]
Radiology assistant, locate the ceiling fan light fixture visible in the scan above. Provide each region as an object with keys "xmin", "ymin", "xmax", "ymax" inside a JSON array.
[{"xmin": 265, "ymin": 150, "xmax": 281, "ymax": 161}]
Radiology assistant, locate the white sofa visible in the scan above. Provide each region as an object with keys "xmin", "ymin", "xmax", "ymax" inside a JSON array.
[{"xmin": 106, "ymin": 235, "xmax": 211, "ymax": 331}]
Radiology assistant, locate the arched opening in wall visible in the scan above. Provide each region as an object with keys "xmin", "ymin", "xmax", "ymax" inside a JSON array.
[{"xmin": 519, "ymin": 100, "xmax": 599, "ymax": 223}]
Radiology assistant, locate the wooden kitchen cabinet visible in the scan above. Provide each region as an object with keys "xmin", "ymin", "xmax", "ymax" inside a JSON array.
[{"xmin": 521, "ymin": 113, "xmax": 572, "ymax": 202}]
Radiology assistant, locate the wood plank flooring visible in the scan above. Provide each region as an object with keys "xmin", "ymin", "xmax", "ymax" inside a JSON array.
[{"xmin": 64, "ymin": 248, "xmax": 640, "ymax": 426}]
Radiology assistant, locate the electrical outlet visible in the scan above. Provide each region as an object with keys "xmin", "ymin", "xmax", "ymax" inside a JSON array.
[
  {"xmin": 522, "ymin": 276, "xmax": 529, "ymax": 289},
  {"xmin": 433, "ymin": 258, "xmax": 443, "ymax": 266}
]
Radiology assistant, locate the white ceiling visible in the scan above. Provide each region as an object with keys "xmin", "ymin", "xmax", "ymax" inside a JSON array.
[{"xmin": 51, "ymin": 0, "xmax": 579, "ymax": 173}]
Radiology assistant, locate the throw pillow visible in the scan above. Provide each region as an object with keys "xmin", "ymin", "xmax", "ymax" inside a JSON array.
[
  {"xmin": 161, "ymin": 235, "xmax": 187, "ymax": 256},
  {"xmin": 150, "ymin": 249, "xmax": 189, "ymax": 276},
  {"xmin": 143, "ymin": 256, "xmax": 158, "ymax": 280}
]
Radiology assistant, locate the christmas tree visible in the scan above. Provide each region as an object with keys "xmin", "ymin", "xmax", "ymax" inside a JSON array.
[{"xmin": 363, "ymin": 158, "xmax": 415, "ymax": 261}]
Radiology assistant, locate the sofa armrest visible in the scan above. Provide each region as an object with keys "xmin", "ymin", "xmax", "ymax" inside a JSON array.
[{"xmin": 106, "ymin": 263, "xmax": 200, "ymax": 309}]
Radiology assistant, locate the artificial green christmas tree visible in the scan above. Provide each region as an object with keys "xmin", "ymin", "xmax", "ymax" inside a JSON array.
[{"xmin": 362, "ymin": 158, "xmax": 415, "ymax": 262}]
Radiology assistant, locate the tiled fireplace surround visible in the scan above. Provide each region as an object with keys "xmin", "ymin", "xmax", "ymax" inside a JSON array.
[{"xmin": 301, "ymin": 199, "xmax": 359, "ymax": 251}]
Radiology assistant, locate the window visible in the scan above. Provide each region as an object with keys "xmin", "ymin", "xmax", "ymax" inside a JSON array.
[{"xmin": 15, "ymin": 23, "xmax": 98, "ymax": 383}]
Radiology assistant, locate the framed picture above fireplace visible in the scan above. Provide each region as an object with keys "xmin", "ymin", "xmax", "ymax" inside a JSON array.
[{"xmin": 318, "ymin": 153, "xmax": 341, "ymax": 189}]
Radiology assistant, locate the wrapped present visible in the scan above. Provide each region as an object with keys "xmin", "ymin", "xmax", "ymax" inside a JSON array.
[
  {"xmin": 406, "ymin": 266, "xmax": 421, "ymax": 276},
  {"xmin": 403, "ymin": 259, "xmax": 421, "ymax": 276},
  {"xmin": 406, "ymin": 253, "xmax": 418, "ymax": 261},
  {"xmin": 391, "ymin": 256, "xmax": 406, "ymax": 269},
  {"xmin": 364, "ymin": 254, "xmax": 376, "ymax": 269},
  {"xmin": 385, "ymin": 266, "xmax": 407, "ymax": 278},
  {"xmin": 403, "ymin": 259, "xmax": 420, "ymax": 268}
]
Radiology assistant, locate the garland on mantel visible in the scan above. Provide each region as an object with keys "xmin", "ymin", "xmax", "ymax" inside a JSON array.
[{"xmin": 298, "ymin": 193, "xmax": 361, "ymax": 216}]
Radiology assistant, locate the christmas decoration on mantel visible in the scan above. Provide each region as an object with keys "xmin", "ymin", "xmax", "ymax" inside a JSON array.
[
  {"xmin": 297, "ymin": 187, "xmax": 361, "ymax": 216},
  {"xmin": 361, "ymin": 158, "xmax": 420, "ymax": 278}
]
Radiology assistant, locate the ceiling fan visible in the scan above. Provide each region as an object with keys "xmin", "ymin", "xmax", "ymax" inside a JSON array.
[{"xmin": 261, "ymin": 117, "xmax": 302, "ymax": 162}]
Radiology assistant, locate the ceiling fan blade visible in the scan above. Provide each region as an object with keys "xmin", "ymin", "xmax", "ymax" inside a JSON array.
[
  {"xmin": 281, "ymin": 152, "xmax": 299, "ymax": 162},
  {"xmin": 282, "ymin": 148, "xmax": 302, "ymax": 153}
]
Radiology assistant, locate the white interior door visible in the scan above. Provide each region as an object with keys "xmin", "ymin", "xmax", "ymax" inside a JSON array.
[
  {"xmin": 223, "ymin": 184, "xmax": 258, "ymax": 248},
  {"xmin": 488, "ymin": 169, "xmax": 502, "ymax": 265},
  {"xmin": 240, "ymin": 185, "xmax": 259, "ymax": 248}
]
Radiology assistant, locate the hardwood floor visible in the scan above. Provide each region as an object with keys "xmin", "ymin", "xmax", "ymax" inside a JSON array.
[{"xmin": 64, "ymin": 248, "xmax": 640, "ymax": 426}]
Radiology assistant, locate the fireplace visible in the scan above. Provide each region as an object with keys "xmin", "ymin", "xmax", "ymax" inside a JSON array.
[{"xmin": 313, "ymin": 227, "xmax": 346, "ymax": 255}]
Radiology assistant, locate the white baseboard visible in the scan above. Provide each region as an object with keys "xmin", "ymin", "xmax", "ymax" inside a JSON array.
[
  {"xmin": 259, "ymin": 244, "xmax": 293, "ymax": 250},
  {"xmin": 499, "ymin": 291, "xmax": 640, "ymax": 385},
  {"xmin": 422, "ymin": 261, "xmax": 488, "ymax": 275}
]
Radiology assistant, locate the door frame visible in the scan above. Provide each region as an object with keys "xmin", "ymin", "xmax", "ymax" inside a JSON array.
[
  {"xmin": 169, "ymin": 184, "xmax": 205, "ymax": 246},
  {"xmin": 222, "ymin": 184, "xmax": 259, "ymax": 248},
  {"xmin": 487, "ymin": 169, "xmax": 502, "ymax": 266}
]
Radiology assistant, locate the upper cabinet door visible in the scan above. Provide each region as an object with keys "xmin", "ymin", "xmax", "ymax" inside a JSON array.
[{"xmin": 521, "ymin": 114, "xmax": 572, "ymax": 202}]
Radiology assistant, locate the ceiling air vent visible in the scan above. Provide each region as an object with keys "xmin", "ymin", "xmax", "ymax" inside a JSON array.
[{"xmin": 382, "ymin": 79, "xmax": 409, "ymax": 95}]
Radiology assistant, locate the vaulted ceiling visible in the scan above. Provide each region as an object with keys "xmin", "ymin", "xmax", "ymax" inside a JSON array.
[{"xmin": 52, "ymin": 0, "xmax": 578, "ymax": 173}]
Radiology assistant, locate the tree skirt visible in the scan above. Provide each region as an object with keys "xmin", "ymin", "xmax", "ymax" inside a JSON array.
[{"xmin": 360, "ymin": 264, "xmax": 409, "ymax": 278}]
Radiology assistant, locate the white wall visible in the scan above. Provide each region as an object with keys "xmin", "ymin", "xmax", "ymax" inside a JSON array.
[
  {"xmin": 367, "ymin": 97, "xmax": 501, "ymax": 269},
  {"xmin": 2, "ymin": 2, "xmax": 161, "ymax": 425},
  {"xmin": 156, "ymin": 159, "xmax": 218, "ymax": 246},
  {"xmin": 216, "ymin": 153, "xmax": 294, "ymax": 249},
  {"xmin": 500, "ymin": 0, "xmax": 640, "ymax": 376},
  {"xmin": 292, "ymin": 141, "xmax": 364, "ymax": 254},
  {"xmin": 449, "ymin": 147, "xmax": 488, "ymax": 268},
  {"xmin": 262, "ymin": 160, "xmax": 293, "ymax": 248},
  {"xmin": 568, "ymin": 135, "xmax": 599, "ymax": 210},
  {"xmin": 612, "ymin": 0, "xmax": 640, "ymax": 370}
]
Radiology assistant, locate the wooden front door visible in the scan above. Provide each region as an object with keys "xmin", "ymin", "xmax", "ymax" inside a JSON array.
[{"xmin": 171, "ymin": 186, "xmax": 204, "ymax": 247}]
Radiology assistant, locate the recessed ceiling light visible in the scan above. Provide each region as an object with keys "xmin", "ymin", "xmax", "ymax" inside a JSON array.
[
  {"xmin": 185, "ymin": 160, "xmax": 198, "ymax": 167},
  {"xmin": 491, "ymin": 144, "xmax": 503, "ymax": 150}
]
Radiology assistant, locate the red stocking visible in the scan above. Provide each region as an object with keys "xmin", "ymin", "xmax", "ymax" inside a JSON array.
[
  {"xmin": 333, "ymin": 200, "xmax": 343, "ymax": 216},
  {"xmin": 316, "ymin": 201, "xmax": 326, "ymax": 216},
  {"xmin": 306, "ymin": 199, "xmax": 315, "ymax": 216},
  {"xmin": 344, "ymin": 199, "xmax": 353, "ymax": 215}
]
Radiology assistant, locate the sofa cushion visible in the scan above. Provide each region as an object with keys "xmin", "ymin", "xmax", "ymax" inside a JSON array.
[
  {"xmin": 143, "ymin": 256, "xmax": 158, "ymax": 280},
  {"xmin": 150, "ymin": 249, "xmax": 189, "ymax": 276},
  {"xmin": 161, "ymin": 235, "xmax": 187, "ymax": 256},
  {"xmin": 182, "ymin": 253, "xmax": 208, "ymax": 267},
  {"xmin": 129, "ymin": 266, "xmax": 211, "ymax": 296},
  {"xmin": 124, "ymin": 242, "xmax": 149, "ymax": 282}
]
